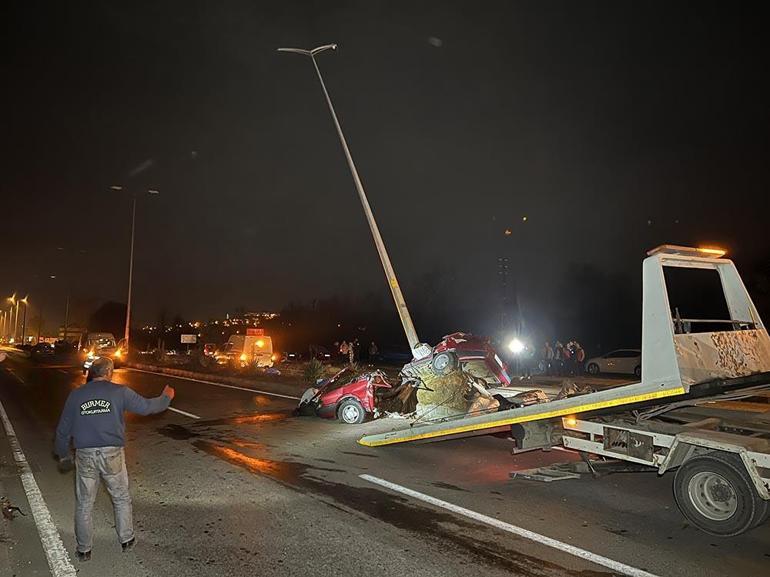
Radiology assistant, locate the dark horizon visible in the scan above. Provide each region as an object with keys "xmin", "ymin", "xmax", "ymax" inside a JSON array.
[{"xmin": 2, "ymin": 1, "xmax": 768, "ymax": 350}]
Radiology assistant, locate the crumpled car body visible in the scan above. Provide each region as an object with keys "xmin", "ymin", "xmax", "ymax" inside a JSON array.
[
  {"xmin": 402, "ymin": 332, "xmax": 511, "ymax": 388},
  {"xmin": 297, "ymin": 368, "xmax": 394, "ymax": 424}
]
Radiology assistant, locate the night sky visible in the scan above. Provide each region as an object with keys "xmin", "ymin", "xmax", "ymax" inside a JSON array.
[{"xmin": 2, "ymin": 1, "xmax": 768, "ymax": 349}]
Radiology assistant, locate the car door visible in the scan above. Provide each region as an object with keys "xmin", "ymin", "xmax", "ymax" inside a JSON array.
[
  {"xmin": 615, "ymin": 350, "xmax": 638, "ymax": 374},
  {"xmin": 602, "ymin": 350, "xmax": 621, "ymax": 372}
]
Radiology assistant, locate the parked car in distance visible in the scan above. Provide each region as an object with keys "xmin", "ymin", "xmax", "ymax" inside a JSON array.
[
  {"xmin": 585, "ymin": 349, "xmax": 641, "ymax": 378},
  {"xmin": 31, "ymin": 342, "xmax": 55, "ymax": 358}
]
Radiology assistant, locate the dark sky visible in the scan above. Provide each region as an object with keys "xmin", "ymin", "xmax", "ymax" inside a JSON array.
[{"xmin": 2, "ymin": 1, "xmax": 768, "ymax": 346}]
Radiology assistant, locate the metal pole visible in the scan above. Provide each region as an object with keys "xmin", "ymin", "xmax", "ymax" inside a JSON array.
[
  {"xmin": 124, "ymin": 194, "xmax": 136, "ymax": 352},
  {"xmin": 21, "ymin": 299, "xmax": 28, "ymax": 344},
  {"xmin": 285, "ymin": 47, "xmax": 420, "ymax": 351},
  {"xmin": 13, "ymin": 301, "xmax": 19, "ymax": 343},
  {"xmin": 63, "ymin": 294, "xmax": 70, "ymax": 343}
]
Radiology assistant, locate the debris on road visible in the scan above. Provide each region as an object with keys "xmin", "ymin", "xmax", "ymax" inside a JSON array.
[{"xmin": 1, "ymin": 497, "xmax": 26, "ymax": 520}]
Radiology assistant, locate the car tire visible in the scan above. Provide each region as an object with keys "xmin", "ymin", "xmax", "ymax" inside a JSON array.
[
  {"xmin": 431, "ymin": 351, "xmax": 458, "ymax": 376},
  {"xmin": 634, "ymin": 365, "xmax": 641, "ymax": 378},
  {"xmin": 673, "ymin": 452, "xmax": 766, "ymax": 536},
  {"xmin": 337, "ymin": 398, "xmax": 366, "ymax": 425},
  {"xmin": 587, "ymin": 363, "xmax": 599, "ymax": 375}
]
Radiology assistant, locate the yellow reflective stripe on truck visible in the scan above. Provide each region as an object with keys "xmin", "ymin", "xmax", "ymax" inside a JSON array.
[{"xmin": 358, "ymin": 385, "xmax": 687, "ymax": 447}]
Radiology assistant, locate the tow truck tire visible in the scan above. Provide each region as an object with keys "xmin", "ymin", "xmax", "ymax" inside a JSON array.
[
  {"xmin": 337, "ymin": 398, "xmax": 366, "ymax": 425},
  {"xmin": 634, "ymin": 365, "xmax": 641, "ymax": 378},
  {"xmin": 673, "ymin": 452, "xmax": 766, "ymax": 536},
  {"xmin": 587, "ymin": 363, "xmax": 599, "ymax": 375},
  {"xmin": 431, "ymin": 351, "xmax": 458, "ymax": 376}
]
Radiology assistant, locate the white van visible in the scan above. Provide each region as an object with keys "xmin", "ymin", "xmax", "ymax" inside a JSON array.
[{"xmin": 216, "ymin": 334, "xmax": 274, "ymax": 367}]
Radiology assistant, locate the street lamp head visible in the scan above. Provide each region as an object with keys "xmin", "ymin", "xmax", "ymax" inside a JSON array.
[
  {"xmin": 8, "ymin": 294, "xmax": 16, "ymax": 305},
  {"xmin": 277, "ymin": 44, "xmax": 337, "ymax": 57},
  {"xmin": 21, "ymin": 296, "xmax": 28, "ymax": 305},
  {"xmin": 110, "ymin": 185, "xmax": 124, "ymax": 191},
  {"xmin": 147, "ymin": 189, "xmax": 160, "ymax": 195}
]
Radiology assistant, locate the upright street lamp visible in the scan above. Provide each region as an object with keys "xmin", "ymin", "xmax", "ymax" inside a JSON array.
[
  {"xmin": 7, "ymin": 294, "xmax": 18, "ymax": 343},
  {"xmin": 20, "ymin": 295, "xmax": 29, "ymax": 344},
  {"xmin": 277, "ymin": 44, "xmax": 422, "ymax": 354},
  {"xmin": 110, "ymin": 185, "xmax": 160, "ymax": 353}
]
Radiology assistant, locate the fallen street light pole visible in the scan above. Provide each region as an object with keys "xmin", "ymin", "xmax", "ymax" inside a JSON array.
[{"xmin": 278, "ymin": 44, "xmax": 423, "ymax": 356}]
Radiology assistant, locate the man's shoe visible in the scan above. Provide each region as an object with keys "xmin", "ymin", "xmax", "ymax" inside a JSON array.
[
  {"xmin": 76, "ymin": 550, "xmax": 91, "ymax": 562},
  {"xmin": 121, "ymin": 538, "xmax": 136, "ymax": 552}
]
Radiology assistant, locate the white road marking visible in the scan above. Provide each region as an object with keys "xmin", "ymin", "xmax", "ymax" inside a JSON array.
[
  {"xmin": 359, "ymin": 474, "xmax": 660, "ymax": 577},
  {"xmin": 168, "ymin": 406, "xmax": 201, "ymax": 419},
  {"xmin": 128, "ymin": 368, "xmax": 301, "ymax": 400},
  {"xmin": 7, "ymin": 368, "xmax": 25, "ymax": 383},
  {"xmin": 0, "ymin": 399, "xmax": 77, "ymax": 577}
]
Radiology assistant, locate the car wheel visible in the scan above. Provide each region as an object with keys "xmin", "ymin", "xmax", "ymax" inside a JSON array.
[
  {"xmin": 431, "ymin": 351, "xmax": 458, "ymax": 376},
  {"xmin": 673, "ymin": 452, "xmax": 767, "ymax": 536},
  {"xmin": 587, "ymin": 363, "xmax": 599, "ymax": 375},
  {"xmin": 337, "ymin": 398, "xmax": 366, "ymax": 425},
  {"xmin": 634, "ymin": 365, "xmax": 641, "ymax": 378}
]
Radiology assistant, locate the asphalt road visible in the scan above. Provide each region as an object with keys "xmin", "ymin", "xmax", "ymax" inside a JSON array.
[{"xmin": 1, "ymin": 354, "xmax": 768, "ymax": 577}]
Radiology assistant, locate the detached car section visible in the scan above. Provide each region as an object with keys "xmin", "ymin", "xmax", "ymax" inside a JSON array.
[{"xmin": 297, "ymin": 368, "xmax": 399, "ymax": 424}]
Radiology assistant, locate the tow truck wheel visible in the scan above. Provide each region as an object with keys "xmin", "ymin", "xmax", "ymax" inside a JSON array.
[
  {"xmin": 673, "ymin": 452, "xmax": 766, "ymax": 536},
  {"xmin": 431, "ymin": 351, "xmax": 458, "ymax": 376},
  {"xmin": 337, "ymin": 399, "xmax": 366, "ymax": 425},
  {"xmin": 634, "ymin": 365, "xmax": 641, "ymax": 378},
  {"xmin": 587, "ymin": 363, "xmax": 599, "ymax": 375}
]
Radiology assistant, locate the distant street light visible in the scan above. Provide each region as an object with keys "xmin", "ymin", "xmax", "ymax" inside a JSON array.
[
  {"xmin": 278, "ymin": 44, "xmax": 422, "ymax": 354},
  {"xmin": 110, "ymin": 185, "xmax": 160, "ymax": 353}
]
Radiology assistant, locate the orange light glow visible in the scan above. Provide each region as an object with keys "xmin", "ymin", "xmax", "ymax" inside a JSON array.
[
  {"xmin": 239, "ymin": 353, "xmax": 248, "ymax": 362},
  {"xmin": 256, "ymin": 339, "xmax": 265, "ymax": 348},
  {"xmin": 563, "ymin": 416, "xmax": 578, "ymax": 427},
  {"xmin": 231, "ymin": 413, "xmax": 286, "ymax": 425},
  {"xmin": 697, "ymin": 246, "xmax": 726, "ymax": 257},
  {"xmin": 208, "ymin": 445, "xmax": 284, "ymax": 476}
]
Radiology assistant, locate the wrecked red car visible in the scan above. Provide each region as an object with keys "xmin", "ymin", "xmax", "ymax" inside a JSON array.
[
  {"xmin": 402, "ymin": 332, "xmax": 512, "ymax": 388},
  {"xmin": 296, "ymin": 368, "xmax": 395, "ymax": 424}
]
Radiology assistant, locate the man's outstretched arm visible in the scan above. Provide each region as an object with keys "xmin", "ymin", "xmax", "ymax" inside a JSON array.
[{"xmin": 123, "ymin": 385, "xmax": 175, "ymax": 416}]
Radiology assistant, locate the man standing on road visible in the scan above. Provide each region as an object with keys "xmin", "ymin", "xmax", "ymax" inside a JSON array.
[{"xmin": 54, "ymin": 357, "xmax": 175, "ymax": 562}]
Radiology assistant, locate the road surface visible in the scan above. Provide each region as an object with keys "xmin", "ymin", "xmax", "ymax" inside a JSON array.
[{"xmin": 1, "ymin": 354, "xmax": 768, "ymax": 576}]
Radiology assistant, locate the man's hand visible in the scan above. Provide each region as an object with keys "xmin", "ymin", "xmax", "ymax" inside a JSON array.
[
  {"xmin": 57, "ymin": 457, "xmax": 74, "ymax": 473},
  {"xmin": 162, "ymin": 385, "xmax": 176, "ymax": 400}
]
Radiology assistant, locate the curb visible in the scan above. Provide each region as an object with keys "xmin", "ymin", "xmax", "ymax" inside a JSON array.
[{"xmin": 124, "ymin": 362, "xmax": 309, "ymax": 398}]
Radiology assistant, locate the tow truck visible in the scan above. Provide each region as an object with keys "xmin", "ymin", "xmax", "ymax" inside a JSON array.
[
  {"xmin": 358, "ymin": 245, "xmax": 770, "ymax": 536},
  {"xmin": 282, "ymin": 55, "xmax": 769, "ymax": 535}
]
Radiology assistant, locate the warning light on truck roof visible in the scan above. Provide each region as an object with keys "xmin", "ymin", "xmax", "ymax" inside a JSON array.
[{"xmin": 697, "ymin": 247, "xmax": 727, "ymax": 257}]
